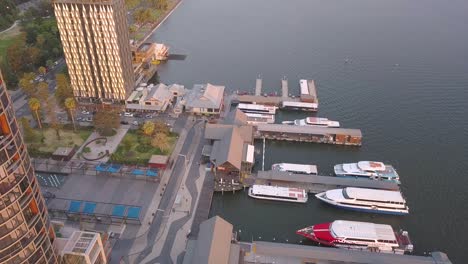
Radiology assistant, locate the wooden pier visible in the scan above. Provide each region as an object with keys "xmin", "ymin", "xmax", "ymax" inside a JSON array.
[
  {"xmin": 253, "ymin": 170, "xmax": 399, "ymax": 193},
  {"xmin": 254, "ymin": 124, "xmax": 362, "ymax": 146},
  {"xmin": 255, "ymin": 77, "xmax": 262, "ymax": 96},
  {"xmin": 281, "ymin": 77, "xmax": 288, "ymax": 99}
]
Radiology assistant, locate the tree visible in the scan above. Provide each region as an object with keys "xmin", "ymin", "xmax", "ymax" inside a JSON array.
[
  {"xmin": 151, "ymin": 133, "xmax": 171, "ymax": 152},
  {"xmin": 19, "ymin": 73, "xmax": 36, "ymax": 97},
  {"xmin": 28, "ymin": 98, "xmax": 42, "ymax": 129},
  {"xmin": 129, "ymin": 25, "xmax": 138, "ymax": 37},
  {"xmin": 133, "ymin": 8, "xmax": 153, "ymax": 25},
  {"xmin": 55, "ymin": 73, "xmax": 73, "ymax": 107},
  {"xmin": 149, "ymin": 0, "xmax": 168, "ymax": 10},
  {"xmin": 141, "ymin": 121, "xmax": 155, "ymax": 136},
  {"xmin": 38, "ymin": 66, "xmax": 47, "ymax": 75},
  {"xmin": 125, "ymin": 0, "xmax": 140, "ymax": 9},
  {"xmin": 121, "ymin": 136, "xmax": 135, "ymax": 152},
  {"xmin": 36, "ymin": 81, "xmax": 49, "ymax": 102},
  {"xmin": 154, "ymin": 121, "xmax": 170, "ymax": 134},
  {"xmin": 20, "ymin": 117, "xmax": 37, "ymax": 142},
  {"xmin": 94, "ymin": 109, "xmax": 120, "ymax": 136},
  {"xmin": 64, "ymin": 97, "xmax": 77, "ymax": 131},
  {"xmin": 45, "ymin": 97, "xmax": 62, "ymax": 139}
]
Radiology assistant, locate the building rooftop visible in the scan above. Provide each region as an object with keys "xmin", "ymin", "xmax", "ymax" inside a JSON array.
[
  {"xmin": 187, "ymin": 216, "xmax": 234, "ymax": 264},
  {"xmin": 148, "ymin": 155, "xmax": 169, "ymax": 165},
  {"xmin": 186, "ymin": 83, "xmax": 225, "ymax": 109},
  {"xmin": 244, "ymin": 241, "xmax": 452, "ymax": 264},
  {"xmin": 52, "ymin": 147, "xmax": 75, "ymax": 156}
]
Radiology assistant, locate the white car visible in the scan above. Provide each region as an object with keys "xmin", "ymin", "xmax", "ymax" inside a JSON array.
[
  {"xmin": 124, "ymin": 112, "xmax": 134, "ymax": 117},
  {"xmin": 133, "ymin": 121, "xmax": 139, "ymax": 126},
  {"xmin": 81, "ymin": 110, "xmax": 90, "ymax": 115}
]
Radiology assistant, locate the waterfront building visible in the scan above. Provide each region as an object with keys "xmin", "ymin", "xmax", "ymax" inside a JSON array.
[
  {"xmin": 53, "ymin": 0, "xmax": 134, "ymax": 103},
  {"xmin": 58, "ymin": 231, "xmax": 107, "ymax": 264},
  {"xmin": 183, "ymin": 216, "xmax": 238, "ymax": 264},
  {"xmin": 0, "ymin": 71, "xmax": 58, "ymax": 263},
  {"xmin": 126, "ymin": 83, "xmax": 184, "ymax": 112},
  {"xmin": 185, "ymin": 84, "xmax": 225, "ymax": 115},
  {"xmin": 204, "ymin": 120, "xmax": 255, "ymax": 176}
]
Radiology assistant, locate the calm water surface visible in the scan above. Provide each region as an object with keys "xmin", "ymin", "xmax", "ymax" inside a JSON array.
[{"xmin": 149, "ymin": 0, "xmax": 468, "ymax": 261}]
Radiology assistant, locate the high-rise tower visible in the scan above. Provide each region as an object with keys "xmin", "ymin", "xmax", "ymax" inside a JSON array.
[
  {"xmin": 0, "ymin": 72, "xmax": 58, "ymax": 263},
  {"xmin": 53, "ymin": 0, "xmax": 134, "ymax": 103}
]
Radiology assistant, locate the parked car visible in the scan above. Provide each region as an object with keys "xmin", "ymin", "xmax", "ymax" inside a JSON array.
[
  {"xmin": 145, "ymin": 114, "xmax": 152, "ymax": 118},
  {"xmin": 124, "ymin": 112, "xmax": 133, "ymax": 117},
  {"xmin": 120, "ymin": 121, "xmax": 129, "ymax": 125},
  {"xmin": 81, "ymin": 110, "xmax": 90, "ymax": 115},
  {"xmin": 85, "ymin": 117, "xmax": 93, "ymax": 122},
  {"xmin": 133, "ymin": 121, "xmax": 139, "ymax": 126}
]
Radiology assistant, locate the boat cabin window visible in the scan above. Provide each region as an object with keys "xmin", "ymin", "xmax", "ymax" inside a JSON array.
[
  {"xmin": 378, "ymin": 239, "xmax": 397, "ymax": 244},
  {"xmin": 342, "ymin": 190, "xmax": 351, "ymax": 199}
]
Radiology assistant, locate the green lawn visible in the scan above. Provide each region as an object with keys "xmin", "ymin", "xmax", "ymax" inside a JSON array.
[
  {"xmin": 110, "ymin": 130, "xmax": 177, "ymax": 165},
  {"xmin": 25, "ymin": 127, "xmax": 93, "ymax": 157},
  {"xmin": 0, "ymin": 32, "xmax": 22, "ymax": 63}
]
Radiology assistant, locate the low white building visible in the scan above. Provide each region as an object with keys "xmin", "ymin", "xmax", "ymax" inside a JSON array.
[
  {"xmin": 58, "ymin": 231, "xmax": 107, "ymax": 264},
  {"xmin": 185, "ymin": 83, "xmax": 225, "ymax": 115},
  {"xmin": 126, "ymin": 83, "xmax": 185, "ymax": 112}
]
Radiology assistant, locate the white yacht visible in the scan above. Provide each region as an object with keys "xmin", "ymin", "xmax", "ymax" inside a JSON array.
[
  {"xmin": 315, "ymin": 187, "xmax": 409, "ymax": 215},
  {"xmin": 283, "ymin": 117, "xmax": 340, "ymax": 127},
  {"xmin": 334, "ymin": 161, "xmax": 400, "ymax": 184},
  {"xmin": 271, "ymin": 163, "xmax": 318, "ymax": 175},
  {"xmin": 248, "ymin": 185, "xmax": 308, "ymax": 203}
]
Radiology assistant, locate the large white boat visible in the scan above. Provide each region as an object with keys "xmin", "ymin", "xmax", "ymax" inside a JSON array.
[
  {"xmin": 281, "ymin": 101, "xmax": 318, "ymax": 112},
  {"xmin": 296, "ymin": 220, "xmax": 413, "ymax": 254},
  {"xmin": 248, "ymin": 185, "xmax": 308, "ymax": 203},
  {"xmin": 244, "ymin": 113, "xmax": 275, "ymax": 124},
  {"xmin": 315, "ymin": 187, "xmax": 409, "ymax": 215},
  {"xmin": 238, "ymin": 103, "xmax": 277, "ymax": 115},
  {"xmin": 334, "ymin": 161, "xmax": 400, "ymax": 184},
  {"xmin": 271, "ymin": 163, "xmax": 318, "ymax": 175},
  {"xmin": 293, "ymin": 117, "xmax": 340, "ymax": 128}
]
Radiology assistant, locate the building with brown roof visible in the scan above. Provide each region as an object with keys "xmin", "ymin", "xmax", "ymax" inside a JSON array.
[
  {"xmin": 183, "ymin": 216, "xmax": 239, "ymax": 264},
  {"xmin": 205, "ymin": 123, "xmax": 254, "ymax": 175}
]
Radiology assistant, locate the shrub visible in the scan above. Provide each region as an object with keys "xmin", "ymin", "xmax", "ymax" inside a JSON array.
[
  {"xmin": 135, "ymin": 144, "xmax": 152, "ymax": 153},
  {"xmin": 83, "ymin": 147, "xmax": 91, "ymax": 153}
]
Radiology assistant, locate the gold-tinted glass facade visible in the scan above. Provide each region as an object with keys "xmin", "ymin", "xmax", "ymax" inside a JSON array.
[
  {"xmin": 53, "ymin": 0, "xmax": 134, "ymax": 103},
  {"xmin": 0, "ymin": 72, "xmax": 58, "ymax": 263}
]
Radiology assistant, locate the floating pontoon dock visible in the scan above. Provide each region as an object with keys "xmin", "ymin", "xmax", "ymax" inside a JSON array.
[
  {"xmin": 254, "ymin": 170, "xmax": 399, "ymax": 193},
  {"xmin": 255, "ymin": 124, "xmax": 362, "ymax": 146}
]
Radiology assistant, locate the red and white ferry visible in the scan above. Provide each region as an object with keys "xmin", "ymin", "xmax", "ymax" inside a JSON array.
[
  {"xmin": 296, "ymin": 220, "xmax": 413, "ymax": 254},
  {"xmin": 248, "ymin": 185, "xmax": 308, "ymax": 203}
]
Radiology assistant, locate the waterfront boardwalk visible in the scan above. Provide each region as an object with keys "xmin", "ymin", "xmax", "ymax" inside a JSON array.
[
  {"xmin": 189, "ymin": 171, "xmax": 214, "ymax": 238},
  {"xmin": 255, "ymin": 124, "xmax": 362, "ymax": 146},
  {"xmin": 253, "ymin": 170, "xmax": 399, "ymax": 193}
]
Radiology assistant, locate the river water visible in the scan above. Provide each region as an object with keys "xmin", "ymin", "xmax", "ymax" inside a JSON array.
[{"xmin": 149, "ymin": 0, "xmax": 468, "ymax": 261}]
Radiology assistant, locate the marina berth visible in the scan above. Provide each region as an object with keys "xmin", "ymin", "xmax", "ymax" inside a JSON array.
[
  {"xmin": 334, "ymin": 161, "xmax": 400, "ymax": 183},
  {"xmin": 296, "ymin": 220, "xmax": 413, "ymax": 254},
  {"xmin": 248, "ymin": 184, "xmax": 308, "ymax": 203},
  {"xmin": 315, "ymin": 187, "xmax": 409, "ymax": 215},
  {"xmin": 238, "ymin": 103, "xmax": 277, "ymax": 115},
  {"xmin": 271, "ymin": 163, "xmax": 318, "ymax": 175}
]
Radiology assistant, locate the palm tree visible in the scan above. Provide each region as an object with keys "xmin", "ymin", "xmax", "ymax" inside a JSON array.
[
  {"xmin": 28, "ymin": 98, "xmax": 42, "ymax": 129},
  {"xmin": 64, "ymin": 97, "xmax": 77, "ymax": 131}
]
